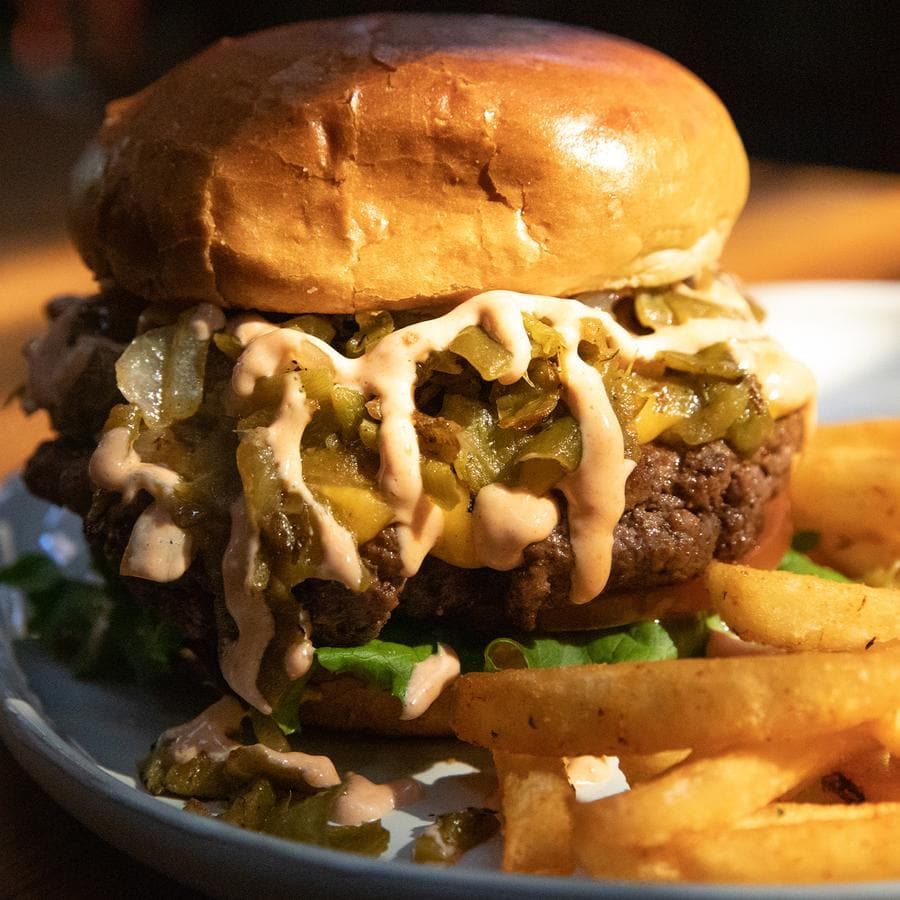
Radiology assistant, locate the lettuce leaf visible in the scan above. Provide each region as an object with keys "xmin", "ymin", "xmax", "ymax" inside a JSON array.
[
  {"xmin": 0, "ymin": 552, "xmax": 180, "ymax": 682},
  {"xmin": 315, "ymin": 639, "xmax": 436, "ymax": 703},
  {"xmin": 483, "ymin": 619, "xmax": 687, "ymax": 671},
  {"xmin": 777, "ymin": 548, "xmax": 851, "ymax": 583}
]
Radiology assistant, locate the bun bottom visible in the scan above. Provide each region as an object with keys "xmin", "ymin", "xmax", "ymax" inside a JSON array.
[{"xmin": 299, "ymin": 674, "xmax": 455, "ymax": 737}]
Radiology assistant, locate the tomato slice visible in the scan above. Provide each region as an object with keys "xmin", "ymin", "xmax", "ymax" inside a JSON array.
[{"xmin": 737, "ymin": 489, "xmax": 793, "ymax": 571}]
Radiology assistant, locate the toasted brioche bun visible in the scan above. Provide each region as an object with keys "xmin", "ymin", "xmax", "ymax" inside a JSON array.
[{"xmin": 70, "ymin": 14, "xmax": 748, "ymax": 314}]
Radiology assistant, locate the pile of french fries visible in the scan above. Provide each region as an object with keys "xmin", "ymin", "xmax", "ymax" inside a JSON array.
[{"xmin": 453, "ymin": 420, "xmax": 900, "ymax": 883}]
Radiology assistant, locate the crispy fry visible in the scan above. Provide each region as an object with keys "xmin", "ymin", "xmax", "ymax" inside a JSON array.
[
  {"xmin": 832, "ymin": 748, "xmax": 900, "ymax": 803},
  {"xmin": 791, "ymin": 419, "xmax": 900, "ymax": 577},
  {"xmin": 707, "ymin": 562, "xmax": 900, "ymax": 651},
  {"xmin": 668, "ymin": 803, "xmax": 900, "ymax": 882},
  {"xmin": 874, "ymin": 709, "xmax": 900, "ymax": 756},
  {"xmin": 453, "ymin": 646, "xmax": 900, "ymax": 756},
  {"xmin": 574, "ymin": 727, "xmax": 874, "ymax": 849},
  {"xmin": 493, "ymin": 752, "xmax": 575, "ymax": 875},
  {"xmin": 575, "ymin": 838, "xmax": 680, "ymax": 881},
  {"xmin": 616, "ymin": 749, "xmax": 691, "ymax": 785}
]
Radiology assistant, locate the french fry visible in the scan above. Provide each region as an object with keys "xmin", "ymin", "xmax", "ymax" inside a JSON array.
[
  {"xmin": 791, "ymin": 419, "xmax": 900, "ymax": 577},
  {"xmin": 707, "ymin": 562, "xmax": 900, "ymax": 651},
  {"xmin": 453, "ymin": 645, "xmax": 900, "ymax": 757},
  {"xmin": 838, "ymin": 748, "xmax": 900, "ymax": 803},
  {"xmin": 575, "ymin": 838, "xmax": 680, "ymax": 881},
  {"xmin": 874, "ymin": 709, "xmax": 900, "ymax": 756},
  {"xmin": 668, "ymin": 802, "xmax": 900, "ymax": 882},
  {"xmin": 616, "ymin": 749, "xmax": 691, "ymax": 785},
  {"xmin": 493, "ymin": 752, "xmax": 575, "ymax": 875},
  {"xmin": 574, "ymin": 727, "xmax": 874, "ymax": 850}
]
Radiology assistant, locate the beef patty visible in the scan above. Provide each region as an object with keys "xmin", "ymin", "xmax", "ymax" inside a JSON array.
[
  {"xmin": 22, "ymin": 292, "xmax": 803, "ymax": 648},
  {"xmin": 25, "ymin": 412, "xmax": 802, "ymax": 647}
]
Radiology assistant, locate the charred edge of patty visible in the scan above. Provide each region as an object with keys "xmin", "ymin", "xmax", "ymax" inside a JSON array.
[{"xmin": 24, "ymin": 410, "xmax": 802, "ymax": 648}]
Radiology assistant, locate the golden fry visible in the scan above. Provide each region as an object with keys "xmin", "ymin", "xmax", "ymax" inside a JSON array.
[
  {"xmin": 493, "ymin": 752, "xmax": 575, "ymax": 875},
  {"xmin": 575, "ymin": 838, "xmax": 680, "ymax": 881},
  {"xmin": 823, "ymin": 748, "xmax": 900, "ymax": 803},
  {"xmin": 669, "ymin": 803, "xmax": 900, "ymax": 882},
  {"xmin": 453, "ymin": 646, "xmax": 900, "ymax": 756},
  {"xmin": 707, "ymin": 562, "xmax": 900, "ymax": 651},
  {"xmin": 616, "ymin": 749, "xmax": 691, "ymax": 785},
  {"xmin": 791, "ymin": 419, "xmax": 900, "ymax": 577},
  {"xmin": 574, "ymin": 728, "xmax": 873, "ymax": 849}
]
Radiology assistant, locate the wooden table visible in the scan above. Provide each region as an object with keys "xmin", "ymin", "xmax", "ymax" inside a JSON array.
[{"xmin": 1, "ymin": 162, "xmax": 899, "ymax": 897}]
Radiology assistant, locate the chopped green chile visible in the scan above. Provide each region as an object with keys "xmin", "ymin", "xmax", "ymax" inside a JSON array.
[
  {"xmin": 663, "ymin": 380, "xmax": 750, "ymax": 447},
  {"xmin": 522, "ymin": 313, "xmax": 562, "ymax": 359},
  {"xmin": 301, "ymin": 444, "xmax": 372, "ymax": 490},
  {"xmin": 421, "ymin": 458, "xmax": 462, "ymax": 509},
  {"xmin": 652, "ymin": 381, "xmax": 698, "ymax": 419},
  {"xmin": 667, "ymin": 293, "xmax": 746, "ymax": 324},
  {"xmin": 345, "ymin": 310, "xmax": 395, "ymax": 357},
  {"xmin": 141, "ymin": 748, "xmax": 235, "ymax": 799},
  {"xmin": 448, "ymin": 325, "xmax": 514, "ymax": 381},
  {"xmin": 102, "ymin": 402, "xmax": 142, "ymax": 434},
  {"xmin": 494, "ymin": 379, "xmax": 559, "ymax": 430},
  {"xmin": 221, "ymin": 780, "xmax": 390, "ymax": 856},
  {"xmin": 634, "ymin": 292, "xmax": 675, "ymax": 329},
  {"xmin": 413, "ymin": 808, "xmax": 501, "ymax": 864},
  {"xmin": 516, "ymin": 415, "xmax": 582, "ymax": 473},
  {"xmin": 443, "ymin": 395, "xmax": 531, "ymax": 493},
  {"xmin": 212, "ymin": 332, "xmax": 243, "ymax": 360},
  {"xmin": 358, "ymin": 417, "xmax": 380, "ymax": 451},
  {"xmin": 116, "ymin": 307, "xmax": 216, "ymax": 428},
  {"xmin": 661, "ymin": 343, "xmax": 744, "ymax": 380},
  {"xmin": 332, "ymin": 386, "xmax": 366, "ymax": 440},
  {"xmin": 494, "ymin": 359, "xmax": 560, "ymax": 430},
  {"xmin": 299, "ymin": 366, "xmax": 334, "ymax": 407},
  {"xmin": 578, "ymin": 318, "xmax": 618, "ymax": 366},
  {"xmin": 284, "ymin": 314, "xmax": 337, "ymax": 344},
  {"xmin": 247, "ymin": 708, "xmax": 292, "ymax": 752},
  {"xmin": 236, "ymin": 430, "xmax": 284, "ymax": 529}
]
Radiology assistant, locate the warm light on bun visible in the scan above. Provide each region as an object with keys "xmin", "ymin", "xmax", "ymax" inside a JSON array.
[{"xmin": 70, "ymin": 14, "xmax": 748, "ymax": 314}]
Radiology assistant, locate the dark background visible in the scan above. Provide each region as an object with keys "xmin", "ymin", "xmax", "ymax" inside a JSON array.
[{"xmin": 1, "ymin": 1, "xmax": 897, "ymax": 245}]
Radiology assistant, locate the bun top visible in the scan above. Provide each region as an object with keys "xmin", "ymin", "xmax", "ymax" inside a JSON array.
[{"xmin": 70, "ymin": 14, "xmax": 749, "ymax": 314}]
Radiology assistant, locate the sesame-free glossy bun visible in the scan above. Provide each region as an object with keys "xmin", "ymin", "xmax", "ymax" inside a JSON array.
[{"xmin": 69, "ymin": 14, "xmax": 749, "ymax": 313}]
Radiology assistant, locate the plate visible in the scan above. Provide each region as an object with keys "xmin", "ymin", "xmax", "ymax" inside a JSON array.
[{"xmin": 1, "ymin": 280, "xmax": 899, "ymax": 898}]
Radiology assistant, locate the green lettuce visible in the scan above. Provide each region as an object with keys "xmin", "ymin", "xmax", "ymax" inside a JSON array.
[
  {"xmin": 316, "ymin": 638, "xmax": 437, "ymax": 703},
  {"xmin": 0, "ymin": 552, "xmax": 180, "ymax": 682},
  {"xmin": 777, "ymin": 548, "xmax": 851, "ymax": 583},
  {"xmin": 483, "ymin": 619, "xmax": 703, "ymax": 672},
  {"xmin": 313, "ymin": 617, "xmax": 708, "ymax": 704}
]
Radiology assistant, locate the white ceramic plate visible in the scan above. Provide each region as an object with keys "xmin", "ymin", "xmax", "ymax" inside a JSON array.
[{"xmin": 1, "ymin": 281, "xmax": 899, "ymax": 898}]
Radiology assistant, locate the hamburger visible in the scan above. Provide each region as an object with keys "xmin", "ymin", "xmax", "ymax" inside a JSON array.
[{"xmin": 21, "ymin": 14, "xmax": 814, "ymax": 745}]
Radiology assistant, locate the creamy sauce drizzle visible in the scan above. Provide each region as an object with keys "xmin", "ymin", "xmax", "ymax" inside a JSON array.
[
  {"xmin": 330, "ymin": 773, "xmax": 424, "ymax": 826},
  {"xmin": 225, "ymin": 743, "xmax": 341, "ymax": 789},
  {"xmin": 158, "ymin": 696, "xmax": 341, "ymax": 789},
  {"xmin": 160, "ymin": 695, "xmax": 244, "ymax": 763},
  {"xmin": 401, "ymin": 645, "xmax": 461, "ymax": 720},
  {"xmin": 120, "ymin": 499, "xmax": 194, "ymax": 582},
  {"xmin": 220, "ymin": 498, "xmax": 275, "ymax": 712},
  {"xmin": 89, "ymin": 280, "xmax": 814, "ymax": 711},
  {"xmin": 472, "ymin": 485, "xmax": 559, "ymax": 570}
]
